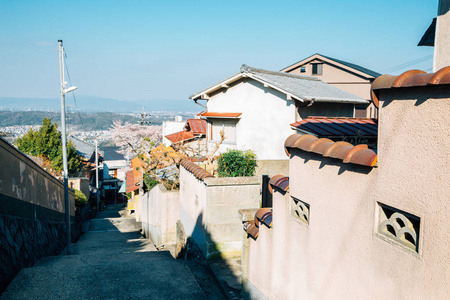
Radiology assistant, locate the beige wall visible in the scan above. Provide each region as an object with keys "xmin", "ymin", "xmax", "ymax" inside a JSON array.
[
  {"xmin": 0, "ymin": 138, "xmax": 75, "ymax": 218},
  {"xmin": 141, "ymin": 184, "xmax": 180, "ymax": 246},
  {"xmin": 286, "ymin": 61, "xmax": 372, "ymax": 100},
  {"xmin": 434, "ymin": 0, "xmax": 450, "ymax": 71},
  {"xmin": 244, "ymin": 86, "xmax": 450, "ymax": 299},
  {"xmin": 179, "ymin": 166, "xmax": 261, "ymax": 259},
  {"xmin": 69, "ymin": 178, "xmax": 90, "ymax": 199}
]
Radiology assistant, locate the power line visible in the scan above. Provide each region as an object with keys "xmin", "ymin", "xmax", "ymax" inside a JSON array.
[
  {"xmin": 63, "ymin": 50, "xmax": 85, "ymax": 131},
  {"xmin": 379, "ymin": 54, "xmax": 433, "ymax": 73}
]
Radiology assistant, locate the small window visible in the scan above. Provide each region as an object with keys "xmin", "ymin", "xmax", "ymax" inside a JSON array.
[
  {"xmin": 300, "ymin": 67, "xmax": 306, "ymax": 73},
  {"xmin": 312, "ymin": 63, "xmax": 323, "ymax": 75},
  {"xmin": 211, "ymin": 120, "xmax": 237, "ymax": 144}
]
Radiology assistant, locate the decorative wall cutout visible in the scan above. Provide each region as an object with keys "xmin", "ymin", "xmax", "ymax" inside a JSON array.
[
  {"xmin": 378, "ymin": 204, "xmax": 420, "ymax": 252},
  {"xmin": 291, "ymin": 197, "xmax": 309, "ymax": 225}
]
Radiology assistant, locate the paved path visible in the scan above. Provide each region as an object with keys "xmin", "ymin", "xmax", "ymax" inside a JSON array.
[{"xmin": 1, "ymin": 205, "xmax": 205, "ymax": 300}]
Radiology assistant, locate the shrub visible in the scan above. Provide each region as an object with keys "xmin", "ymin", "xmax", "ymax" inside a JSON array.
[
  {"xmin": 143, "ymin": 172, "xmax": 159, "ymax": 190},
  {"xmin": 74, "ymin": 189, "xmax": 88, "ymax": 208},
  {"xmin": 217, "ymin": 149, "xmax": 257, "ymax": 177}
]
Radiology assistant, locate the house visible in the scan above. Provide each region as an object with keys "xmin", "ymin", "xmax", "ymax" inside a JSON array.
[
  {"xmin": 164, "ymin": 118, "xmax": 207, "ymax": 158},
  {"xmin": 240, "ymin": 66, "xmax": 450, "ymax": 299},
  {"xmin": 190, "ymin": 64, "xmax": 368, "ymax": 169},
  {"xmin": 280, "ymin": 53, "xmax": 381, "ymax": 118},
  {"xmin": 162, "ymin": 116, "xmax": 185, "ymax": 146},
  {"xmin": 125, "ymin": 157, "xmax": 144, "ymax": 219}
]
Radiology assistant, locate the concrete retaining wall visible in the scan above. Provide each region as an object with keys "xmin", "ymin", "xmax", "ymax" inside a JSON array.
[
  {"xmin": 180, "ymin": 165, "xmax": 261, "ymax": 259},
  {"xmin": 141, "ymin": 184, "xmax": 180, "ymax": 247},
  {"xmin": 0, "ymin": 137, "xmax": 75, "ymax": 293}
]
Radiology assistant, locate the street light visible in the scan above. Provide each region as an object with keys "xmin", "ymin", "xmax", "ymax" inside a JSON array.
[{"xmin": 58, "ymin": 40, "xmax": 77, "ymax": 255}]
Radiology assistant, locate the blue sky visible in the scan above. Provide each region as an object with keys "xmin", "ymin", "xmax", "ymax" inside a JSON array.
[{"xmin": 0, "ymin": 0, "xmax": 438, "ymax": 102}]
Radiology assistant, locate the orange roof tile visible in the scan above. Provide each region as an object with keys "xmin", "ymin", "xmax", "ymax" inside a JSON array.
[
  {"xmin": 268, "ymin": 175, "xmax": 289, "ymax": 194},
  {"xmin": 371, "ymin": 66, "xmax": 450, "ymax": 108},
  {"xmin": 126, "ymin": 169, "xmax": 139, "ymax": 193},
  {"xmin": 285, "ymin": 134, "xmax": 377, "ymax": 167},
  {"xmin": 165, "ymin": 131, "xmax": 195, "ymax": 144},
  {"xmin": 186, "ymin": 119, "xmax": 207, "ymax": 135},
  {"xmin": 200, "ymin": 112, "xmax": 242, "ymax": 118},
  {"xmin": 180, "ymin": 159, "xmax": 214, "ymax": 181}
]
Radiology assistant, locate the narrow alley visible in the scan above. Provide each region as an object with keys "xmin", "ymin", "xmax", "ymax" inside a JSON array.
[{"xmin": 1, "ymin": 205, "xmax": 209, "ymax": 300}]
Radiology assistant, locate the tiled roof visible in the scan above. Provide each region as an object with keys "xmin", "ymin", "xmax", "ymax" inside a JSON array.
[
  {"xmin": 69, "ymin": 136, "xmax": 103, "ymax": 160},
  {"xmin": 186, "ymin": 119, "xmax": 207, "ymax": 135},
  {"xmin": 371, "ymin": 66, "xmax": 450, "ymax": 108},
  {"xmin": 243, "ymin": 208, "xmax": 273, "ymax": 240},
  {"xmin": 191, "ymin": 65, "xmax": 368, "ymax": 104},
  {"xmin": 125, "ymin": 169, "xmax": 137, "ymax": 193},
  {"xmin": 320, "ymin": 54, "xmax": 382, "ymax": 78},
  {"xmin": 180, "ymin": 159, "xmax": 214, "ymax": 181},
  {"xmin": 101, "ymin": 146, "xmax": 125, "ymax": 161},
  {"xmin": 200, "ymin": 112, "xmax": 242, "ymax": 118},
  {"xmin": 290, "ymin": 117, "xmax": 378, "ymax": 137},
  {"xmin": 165, "ymin": 131, "xmax": 196, "ymax": 144},
  {"xmin": 268, "ymin": 175, "xmax": 289, "ymax": 194},
  {"xmin": 285, "ymin": 134, "xmax": 377, "ymax": 167},
  {"xmin": 281, "ymin": 53, "xmax": 381, "ymax": 78}
]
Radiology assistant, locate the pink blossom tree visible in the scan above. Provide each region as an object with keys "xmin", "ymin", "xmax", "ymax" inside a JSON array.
[{"xmin": 110, "ymin": 120, "xmax": 162, "ymax": 156}]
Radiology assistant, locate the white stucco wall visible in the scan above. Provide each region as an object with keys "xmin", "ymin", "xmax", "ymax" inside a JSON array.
[
  {"xmin": 244, "ymin": 86, "xmax": 450, "ymax": 299},
  {"xmin": 140, "ymin": 184, "xmax": 180, "ymax": 246},
  {"xmin": 205, "ymin": 78, "xmax": 296, "ymax": 160},
  {"xmin": 162, "ymin": 119, "xmax": 185, "ymax": 146},
  {"xmin": 179, "ymin": 165, "xmax": 261, "ymax": 259}
]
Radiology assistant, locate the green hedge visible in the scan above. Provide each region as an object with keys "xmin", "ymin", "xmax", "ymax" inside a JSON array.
[{"xmin": 217, "ymin": 149, "xmax": 257, "ymax": 177}]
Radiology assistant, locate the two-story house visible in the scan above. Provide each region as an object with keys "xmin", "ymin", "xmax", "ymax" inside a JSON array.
[
  {"xmin": 190, "ymin": 64, "xmax": 368, "ymax": 167},
  {"xmin": 281, "ymin": 53, "xmax": 381, "ymax": 117}
]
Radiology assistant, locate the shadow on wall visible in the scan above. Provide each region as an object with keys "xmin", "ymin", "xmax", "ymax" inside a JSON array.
[{"xmin": 176, "ymin": 212, "xmax": 249, "ymax": 300}]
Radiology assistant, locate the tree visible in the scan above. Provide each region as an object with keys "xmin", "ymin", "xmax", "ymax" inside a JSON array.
[
  {"xmin": 15, "ymin": 118, "xmax": 80, "ymax": 175},
  {"xmin": 110, "ymin": 120, "xmax": 162, "ymax": 156}
]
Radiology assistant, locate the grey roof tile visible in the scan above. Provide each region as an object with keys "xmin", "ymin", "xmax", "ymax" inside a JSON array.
[
  {"xmin": 191, "ymin": 65, "xmax": 368, "ymax": 104},
  {"xmin": 242, "ymin": 65, "xmax": 368, "ymax": 104}
]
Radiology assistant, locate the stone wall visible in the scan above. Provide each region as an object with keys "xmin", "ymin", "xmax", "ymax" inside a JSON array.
[{"xmin": 0, "ymin": 137, "xmax": 75, "ymax": 294}]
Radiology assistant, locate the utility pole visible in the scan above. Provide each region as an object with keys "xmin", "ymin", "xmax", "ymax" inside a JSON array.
[
  {"xmin": 95, "ymin": 139, "xmax": 99, "ymax": 212},
  {"xmin": 58, "ymin": 40, "xmax": 77, "ymax": 255},
  {"xmin": 138, "ymin": 106, "xmax": 152, "ymax": 125}
]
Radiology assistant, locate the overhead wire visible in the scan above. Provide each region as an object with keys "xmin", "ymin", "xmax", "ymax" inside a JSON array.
[
  {"xmin": 379, "ymin": 54, "xmax": 433, "ymax": 73},
  {"xmin": 63, "ymin": 50, "xmax": 86, "ymax": 132}
]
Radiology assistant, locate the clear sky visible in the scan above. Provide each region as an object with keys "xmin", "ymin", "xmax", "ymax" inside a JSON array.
[{"xmin": 0, "ymin": 0, "xmax": 438, "ymax": 102}]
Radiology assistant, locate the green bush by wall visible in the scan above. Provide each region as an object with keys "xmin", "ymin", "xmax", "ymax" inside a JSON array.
[{"xmin": 217, "ymin": 149, "xmax": 257, "ymax": 177}]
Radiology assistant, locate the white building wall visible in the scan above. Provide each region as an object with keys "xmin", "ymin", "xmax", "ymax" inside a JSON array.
[
  {"xmin": 206, "ymin": 79, "xmax": 296, "ymax": 160},
  {"xmin": 162, "ymin": 118, "xmax": 185, "ymax": 146}
]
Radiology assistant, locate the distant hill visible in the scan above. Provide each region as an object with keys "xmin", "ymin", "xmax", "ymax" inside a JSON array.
[{"xmin": 0, "ymin": 96, "xmax": 199, "ymax": 113}]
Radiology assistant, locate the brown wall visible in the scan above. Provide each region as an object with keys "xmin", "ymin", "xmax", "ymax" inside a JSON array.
[{"xmin": 0, "ymin": 138, "xmax": 75, "ymax": 219}]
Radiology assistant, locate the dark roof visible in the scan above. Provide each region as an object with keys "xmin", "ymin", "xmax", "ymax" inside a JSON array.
[
  {"xmin": 290, "ymin": 117, "xmax": 378, "ymax": 138},
  {"xmin": 418, "ymin": 18, "xmax": 436, "ymax": 46},
  {"xmin": 69, "ymin": 136, "xmax": 101, "ymax": 159},
  {"xmin": 320, "ymin": 54, "xmax": 382, "ymax": 78},
  {"xmin": 101, "ymin": 146, "xmax": 125, "ymax": 161}
]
